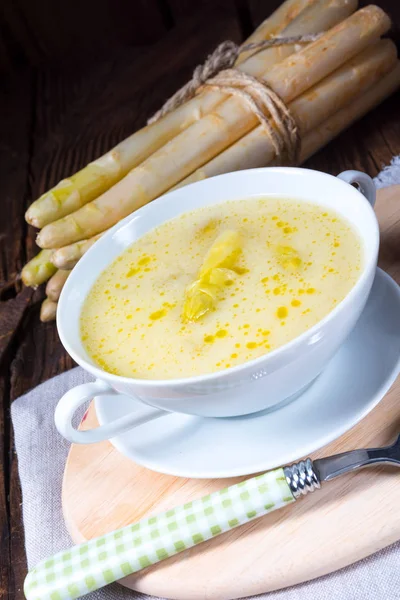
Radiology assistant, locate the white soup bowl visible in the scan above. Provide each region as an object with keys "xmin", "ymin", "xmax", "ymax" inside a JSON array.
[{"xmin": 55, "ymin": 168, "xmax": 378, "ymax": 444}]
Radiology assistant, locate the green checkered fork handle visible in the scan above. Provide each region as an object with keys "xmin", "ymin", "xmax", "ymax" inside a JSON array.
[
  {"xmin": 24, "ymin": 434, "xmax": 400, "ymax": 600},
  {"xmin": 24, "ymin": 468, "xmax": 294, "ymax": 600}
]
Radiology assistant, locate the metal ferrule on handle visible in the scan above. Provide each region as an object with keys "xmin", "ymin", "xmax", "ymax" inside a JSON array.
[{"xmin": 283, "ymin": 458, "xmax": 321, "ymax": 498}]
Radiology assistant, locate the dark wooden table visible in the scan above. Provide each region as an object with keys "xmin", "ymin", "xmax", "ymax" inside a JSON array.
[{"xmin": 1, "ymin": 1, "xmax": 400, "ymax": 598}]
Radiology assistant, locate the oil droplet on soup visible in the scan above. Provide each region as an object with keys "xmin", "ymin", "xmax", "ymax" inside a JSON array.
[{"xmin": 81, "ymin": 197, "xmax": 362, "ymax": 379}]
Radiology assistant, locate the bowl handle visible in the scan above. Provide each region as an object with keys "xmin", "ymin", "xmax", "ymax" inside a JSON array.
[
  {"xmin": 54, "ymin": 379, "xmax": 166, "ymax": 444},
  {"xmin": 337, "ymin": 170, "xmax": 376, "ymax": 208}
]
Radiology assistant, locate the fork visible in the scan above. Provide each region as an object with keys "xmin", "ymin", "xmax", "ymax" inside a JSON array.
[{"xmin": 24, "ymin": 435, "xmax": 400, "ymax": 600}]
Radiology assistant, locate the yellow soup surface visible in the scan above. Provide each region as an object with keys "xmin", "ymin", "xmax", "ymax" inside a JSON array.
[{"xmin": 81, "ymin": 198, "xmax": 362, "ymax": 379}]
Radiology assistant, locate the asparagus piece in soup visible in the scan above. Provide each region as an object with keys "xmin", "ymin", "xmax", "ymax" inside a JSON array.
[{"xmin": 183, "ymin": 230, "xmax": 242, "ymax": 323}]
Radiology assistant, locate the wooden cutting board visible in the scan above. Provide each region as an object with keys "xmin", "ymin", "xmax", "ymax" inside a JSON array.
[{"xmin": 62, "ymin": 186, "xmax": 400, "ymax": 600}]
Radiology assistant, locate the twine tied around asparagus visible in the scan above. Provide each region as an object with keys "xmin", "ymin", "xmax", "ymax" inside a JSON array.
[
  {"xmin": 205, "ymin": 68, "xmax": 301, "ymax": 164},
  {"xmin": 148, "ymin": 35, "xmax": 322, "ymax": 164}
]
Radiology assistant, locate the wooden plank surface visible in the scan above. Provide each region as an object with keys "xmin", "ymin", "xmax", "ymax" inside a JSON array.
[
  {"xmin": 0, "ymin": 69, "xmax": 33, "ymax": 600},
  {"xmin": 0, "ymin": 0, "xmax": 169, "ymax": 70},
  {"xmin": 0, "ymin": 1, "xmax": 400, "ymax": 598},
  {"xmin": 0, "ymin": 5, "xmax": 244, "ymax": 599}
]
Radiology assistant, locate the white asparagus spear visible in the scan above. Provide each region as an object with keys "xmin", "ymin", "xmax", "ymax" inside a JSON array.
[
  {"xmin": 174, "ymin": 40, "xmax": 397, "ymax": 186},
  {"xmin": 51, "ymin": 231, "xmax": 106, "ymax": 269},
  {"xmin": 40, "ymin": 298, "xmax": 57, "ymax": 322},
  {"xmin": 21, "ymin": 229, "xmax": 107, "ymax": 288},
  {"xmin": 236, "ymin": 0, "xmax": 357, "ymax": 82},
  {"xmin": 297, "ymin": 63, "xmax": 400, "ymax": 163},
  {"xmin": 237, "ymin": 0, "xmax": 318, "ymax": 63},
  {"xmin": 179, "ymin": 62, "xmax": 400, "ymax": 181},
  {"xmin": 21, "ymin": 250, "xmax": 57, "ymax": 287},
  {"xmin": 177, "ymin": 63, "xmax": 400, "ymax": 179},
  {"xmin": 36, "ymin": 6, "xmax": 389, "ymax": 250},
  {"xmin": 45, "ymin": 269, "xmax": 71, "ymax": 302},
  {"xmin": 25, "ymin": 0, "xmax": 320, "ymax": 229}
]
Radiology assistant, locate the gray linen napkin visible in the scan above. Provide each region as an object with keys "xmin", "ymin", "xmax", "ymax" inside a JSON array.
[
  {"xmin": 11, "ymin": 368, "xmax": 400, "ymax": 600},
  {"xmin": 11, "ymin": 161, "xmax": 400, "ymax": 600},
  {"xmin": 374, "ymin": 156, "xmax": 400, "ymax": 188}
]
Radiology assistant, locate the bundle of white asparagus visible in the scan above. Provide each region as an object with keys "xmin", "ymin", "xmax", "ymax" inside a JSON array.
[{"xmin": 20, "ymin": 0, "xmax": 400, "ymax": 321}]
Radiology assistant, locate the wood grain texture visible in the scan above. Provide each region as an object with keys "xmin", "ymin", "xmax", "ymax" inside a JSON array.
[
  {"xmin": 0, "ymin": 0, "xmax": 168, "ymax": 70},
  {"xmin": 61, "ymin": 185, "xmax": 400, "ymax": 599},
  {"xmin": 0, "ymin": 6, "xmax": 244, "ymax": 599},
  {"xmin": 64, "ymin": 391, "xmax": 400, "ymax": 599},
  {"xmin": 0, "ymin": 1, "xmax": 400, "ymax": 597},
  {"xmin": 0, "ymin": 68, "xmax": 34, "ymax": 600}
]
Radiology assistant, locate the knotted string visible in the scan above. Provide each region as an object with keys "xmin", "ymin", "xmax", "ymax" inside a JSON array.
[
  {"xmin": 205, "ymin": 68, "xmax": 300, "ymax": 164},
  {"xmin": 147, "ymin": 40, "xmax": 240, "ymax": 125},
  {"xmin": 147, "ymin": 34, "xmax": 322, "ymax": 164}
]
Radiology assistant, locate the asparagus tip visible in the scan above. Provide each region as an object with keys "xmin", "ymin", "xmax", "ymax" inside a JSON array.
[
  {"xmin": 50, "ymin": 254, "xmax": 60, "ymax": 268},
  {"xmin": 20, "ymin": 267, "xmax": 33, "ymax": 287},
  {"xmin": 40, "ymin": 298, "xmax": 57, "ymax": 322},
  {"xmin": 20, "ymin": 269, "xmax": 39, "ymax": 289},
  {"xmin": 25, "ymin": 206, "xmax": 39, "ymax": 228},
  {"xmin": 36, "ymin": 231, "xmax": 45, "ymax": 248}
]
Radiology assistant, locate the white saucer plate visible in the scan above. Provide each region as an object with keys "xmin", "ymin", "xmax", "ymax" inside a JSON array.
[{"xmin": 96, "ymin": 268, "xmax": 400, "ymax": 479}]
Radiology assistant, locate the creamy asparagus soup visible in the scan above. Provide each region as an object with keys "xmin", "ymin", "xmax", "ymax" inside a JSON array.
[{"xmin": 81, "ymin": 198, "xmax": 362, "ymax": 379}]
